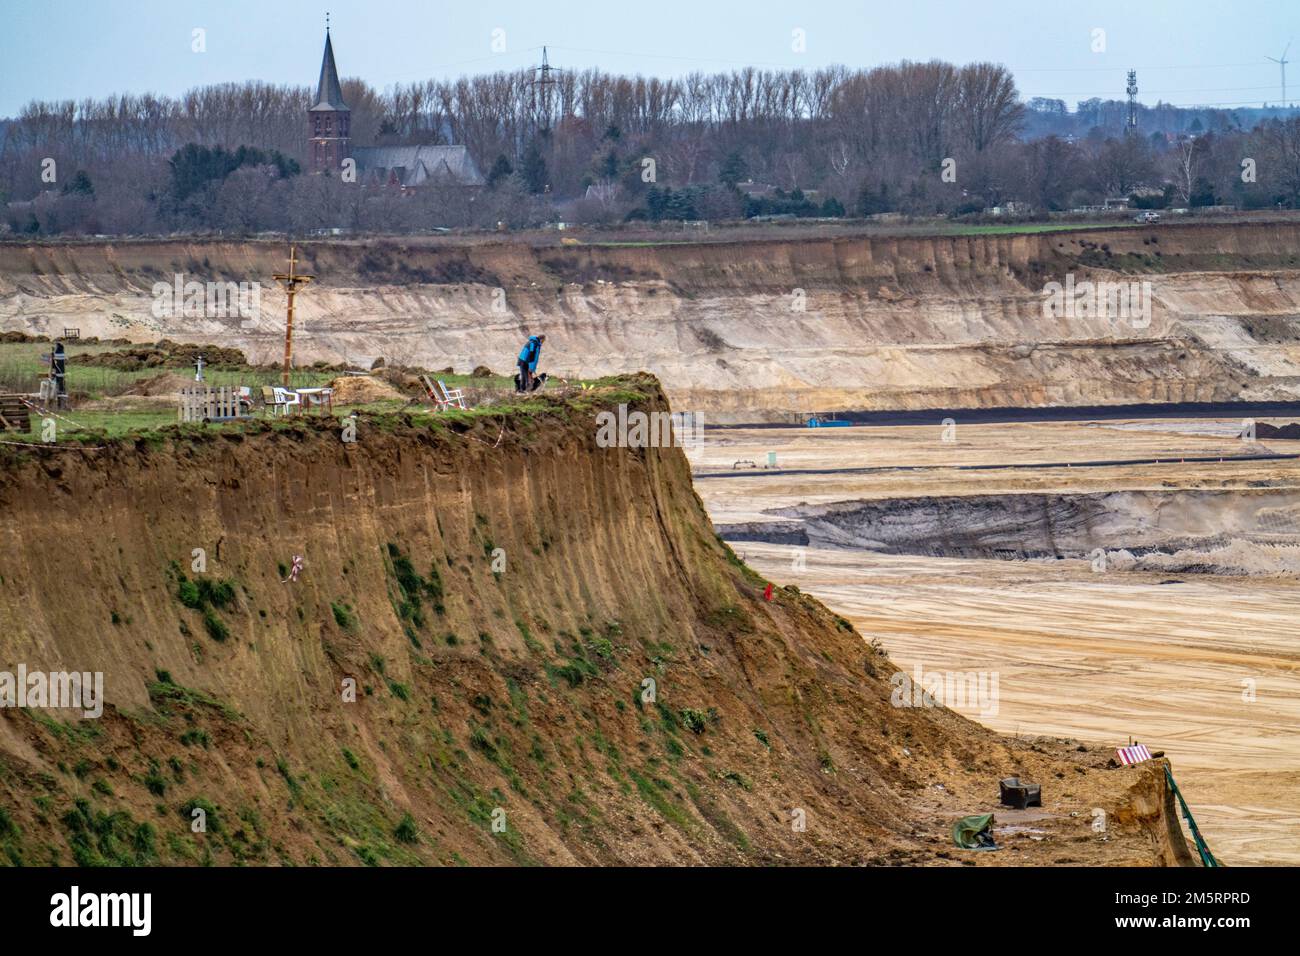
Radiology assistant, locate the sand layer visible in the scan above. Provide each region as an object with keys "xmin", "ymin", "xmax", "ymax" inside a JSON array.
[
  {"xmin": 4, "ymin": 221, "xmax": 1300, "ymax": 418},
  {"xmin": 697, "ymin": 417, "xmax": 1300, "ymax": 865}
]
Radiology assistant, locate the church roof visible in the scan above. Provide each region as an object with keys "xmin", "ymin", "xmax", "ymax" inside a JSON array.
[
  {"xmin": 352, "ymin": 146, "xmax": 487, "ymax": 187},
  {"xmin": 310, "ymin": 31, "xmax": 349, "ymax": 112}
]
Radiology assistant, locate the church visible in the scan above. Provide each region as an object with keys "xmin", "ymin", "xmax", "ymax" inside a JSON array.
[{"xmin": 308, "ymin": 28, "xmax": 486, "ymax": 189}]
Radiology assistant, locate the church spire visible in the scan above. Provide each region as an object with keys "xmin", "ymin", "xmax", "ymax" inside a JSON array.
[
  {"xmin": 312, "ymin": 23, "xmax": 348, "ymax": 112},
  {"xmin": 307, "ymin": 19, "xmax": 351, "ymax": 174}
]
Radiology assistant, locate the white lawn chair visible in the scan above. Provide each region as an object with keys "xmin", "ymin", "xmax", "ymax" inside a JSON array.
[
  {"xmin": 271, "ymin": 386, "xmax": 301, "ymax": 416},
  {"xmin": 436, "ymin": 380, "xmax": 467, "ymax": 410}
]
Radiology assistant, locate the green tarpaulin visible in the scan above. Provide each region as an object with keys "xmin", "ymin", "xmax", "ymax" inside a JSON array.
[{"xmin": 952, "ymin": 813, "xmax": 997, "ymax": 850}]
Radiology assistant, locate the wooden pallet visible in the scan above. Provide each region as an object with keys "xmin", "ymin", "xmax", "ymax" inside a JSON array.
[
  {"xmin": 178, "ymin": 386, "xmax": 248, "ymax": 423},
  {"xmin": 0, "ymin": 394, "xmax": 31, "ymax": 432}
]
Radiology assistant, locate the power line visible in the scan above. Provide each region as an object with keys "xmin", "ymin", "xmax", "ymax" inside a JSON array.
[
  {"xmin": 1121, "ymin": 99, "xmax": 1298, "ymax": 108},
  {"xmin": 547, "ymin": 45, "xmax": 1277, "ymax": 76},
  {"xmin": 337, "ymin": 38, "xmax": 1300, "ymax": 114},
  {"xmin": 1032, "ymin": 84, "xmax": 1278, "ymax": 96},
  {"xmin": 1011, "ymin": 61, "xmax": 1269, "ymax": 73},
  {"xmin": 546, "ymin": 44, "xmax": 806, "ymax": 70},
  {"xmin": 393, "ymin": 40, "xmax": 1287, "ymax": 96},
  {"xmin": 417, "ymin": 47, "xmax": 543, "ymax": 73}
]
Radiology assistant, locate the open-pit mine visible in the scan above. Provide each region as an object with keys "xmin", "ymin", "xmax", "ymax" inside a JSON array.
[{"xmin": 1, "ymin": 219, "xmax": 1296, "ymax": 866}]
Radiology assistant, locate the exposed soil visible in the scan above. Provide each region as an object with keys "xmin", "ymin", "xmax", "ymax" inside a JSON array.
[
  {"xmin": 76, "ymin": 342, "xmax": 249, "ymax": 370},
  {"xmin": 326, "ymin": 374, "xmax": 406, "ymax": 404},
  {"xmin": 696, "ymin": 417, "xmax": 1300, "ymax": 864},
  {"xmin": 3, "ymin": 221, "xmax": 1300, "ymax": 419},
  {"xmin": 0, "ymin": 379, "xmax": 1186, "ymax": 866},
  {"xmin": 120, "ymin": 372, "xmax": 197, "ymax": 397}
]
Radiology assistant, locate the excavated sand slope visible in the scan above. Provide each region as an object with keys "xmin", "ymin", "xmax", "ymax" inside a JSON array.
[
  {"xmin": 0, "ymin": 381, "xmax": 1184, "ymax": 865},
  {"xmin": 696, "ymin": 420, "xmax": 1300, "ymax": 865},
  {"xmin": 3, "ymin": 221, "xmax": 1300, "ymax": 420}
]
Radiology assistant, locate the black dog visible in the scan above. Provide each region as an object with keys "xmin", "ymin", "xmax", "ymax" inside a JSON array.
[{"xmin": 514, "ymin": 371, "xmax": 548, "ymax": 393}]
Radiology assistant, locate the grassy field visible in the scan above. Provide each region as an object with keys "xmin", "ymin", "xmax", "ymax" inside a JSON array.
[
  {"xmin": 0, "ymin": 339, "xmax": 598, "ymax": 444},
  {"xmin": 930, "ymin": 221, "xmax": 1137, "ymax": 236},
  {"xmin": 6, "ymin": 403, "xmax": 405, "ymax": 441},
  {"xmin": 1, "ymin": 379, "xmax": 639, "ymax": 446},
  {"xmin": 2, "ymin": 392, "xmax": 524, "ymax": 443},
  {"xmin": 585, "ymin": 219, "xmax": 1138, "ymax": 246},
  {"xmin": 0, "ymin": 341, "xmax": 520, "ymax": 397},
  {"xmin": 0, "ymin": 341, "xmax": 341, "ymax": 397}
]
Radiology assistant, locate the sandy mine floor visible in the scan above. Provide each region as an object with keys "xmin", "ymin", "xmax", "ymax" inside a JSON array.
[{"xmin": 694, "ymin": 418, "xmax": 1300, "ymax": 865}]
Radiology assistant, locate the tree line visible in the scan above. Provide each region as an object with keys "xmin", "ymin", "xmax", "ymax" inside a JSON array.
[{"xmin": 2, "ymin": 60, "xmax": 1299, "ymax": 235}]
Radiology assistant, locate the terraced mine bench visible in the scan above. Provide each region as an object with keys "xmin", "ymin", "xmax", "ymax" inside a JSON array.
[{"xmin": 0, "ymin": 394, "xmax": 31, "ymax": 432}]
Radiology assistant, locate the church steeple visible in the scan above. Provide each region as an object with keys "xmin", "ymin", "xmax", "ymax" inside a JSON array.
[
  {"xmin": 307, "ymin": 18, "xmax": 351, "ymax": 174},
  {"xmin": 312, "ymin": 23, "xmax": 348, "ymax": 112}
]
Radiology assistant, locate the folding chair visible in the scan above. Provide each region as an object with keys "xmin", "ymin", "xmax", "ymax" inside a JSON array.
[{"xmin": 436, "ymin": 379, "xmax": 467, "ymax": 410}]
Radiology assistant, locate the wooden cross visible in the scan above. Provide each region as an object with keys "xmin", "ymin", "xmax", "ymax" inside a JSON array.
[{"xmin": 273, "ymin": 246, "xmax": 315, "ymax": 387}]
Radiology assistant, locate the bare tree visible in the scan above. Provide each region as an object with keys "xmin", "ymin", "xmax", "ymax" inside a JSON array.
[
  {"xmin": 1173, "ymin": 136, "xmax": 1202, "ymax": 205},
  {"xmin": 956, "ymin": 63, "xmax": 1025, "ymax": 153}
]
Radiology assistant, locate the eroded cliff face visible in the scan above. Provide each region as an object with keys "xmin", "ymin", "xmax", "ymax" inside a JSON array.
[
  {"xmin": 0, "ymin": 381, "xmax": 1177, "ymax": 865},
  {"xmin": 2, "ymin": 221, "xmax": 1300, "ymax": 420}
]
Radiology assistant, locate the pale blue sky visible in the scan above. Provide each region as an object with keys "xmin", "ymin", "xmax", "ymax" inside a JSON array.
[{"xmin": 1, "ymin": 0, "xmax": 1296, "ymax": 116}]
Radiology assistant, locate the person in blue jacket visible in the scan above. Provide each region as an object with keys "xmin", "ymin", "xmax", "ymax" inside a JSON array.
[{"xmin": 516, "ymin": 333, "xmax": 545, "ymax": 392}]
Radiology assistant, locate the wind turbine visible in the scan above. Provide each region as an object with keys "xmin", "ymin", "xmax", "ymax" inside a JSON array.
[{"xmin": 1267, "ymin": 41, "xmax": 1291, "ymax": 109}]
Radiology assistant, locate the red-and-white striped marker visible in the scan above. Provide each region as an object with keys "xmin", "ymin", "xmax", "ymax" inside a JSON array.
[{"xmin": 1116, "ymin": 744, "xmax": 1153, "ymax": 766}]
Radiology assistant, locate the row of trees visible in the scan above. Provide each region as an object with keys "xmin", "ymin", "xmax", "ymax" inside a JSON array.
[
  {"xmin": 4, "ymin": 59, "xmax": 1300, "ymax": 235},
  {"xmin": 999, "ymin": 122, "xmax": 1300, "ymax": 213}
]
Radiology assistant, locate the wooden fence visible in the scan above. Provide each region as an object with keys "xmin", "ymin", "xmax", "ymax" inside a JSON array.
[
  {"xmin": 178, "ymin": 386, "xmax": 246, "ymax": 423},
  {"xmin": 0, "ymin": 394, "xmax": 31, "ymax": 432}
]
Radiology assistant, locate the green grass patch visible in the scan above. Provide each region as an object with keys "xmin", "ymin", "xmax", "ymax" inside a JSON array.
[
  {"xmin": 331, "ymin": 600, "xmax": 358, "ymax": 632},
  {"xmin": 628, "ymin": 768, "xmax": 694, "ymax": 829},
  {"xmin": 718, "ymin": 769, "xmax": 753, "ymax": 791},
  {"xmin": 202, "ymin": 608, "xmax": 229, "ymax": 642},
  {"xmin": 180, "ymin": 728, "xmax": 211, "ymax": 748},
  {"xmin": 385, "ymin": 542, "xmax": 445, "ymax": 634},
  {"xmin": 394, "ymin": 812, "xmax": 419, "ymax": 844},
  {"xmin": 146, "ymin": 670, "xmax": 241, "ymax": 722},
  {"xmin": 60, "ymin": 798, "xmax": 157, "ymax": 866},
  {"xmin": 547, "ymin": 658, "xmax": 598, "ymax": 688},
  {"xmin": 678, "ymin": 708, "xmax": 709, "ymax": 735}
]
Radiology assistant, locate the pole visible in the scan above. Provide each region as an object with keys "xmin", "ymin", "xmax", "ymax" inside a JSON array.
[
  {"xmin": 282, "ymin": 288, "xmax": 295, "ymax": 387},
  {"xmin": 273, "ymin": 245, "xmax": 315, "ymax": 388}
]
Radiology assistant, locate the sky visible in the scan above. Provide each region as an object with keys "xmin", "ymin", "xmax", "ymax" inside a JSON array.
[{"xmin": 1, "ymin": 0, "xmax": 1297, "ymax": 117}]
